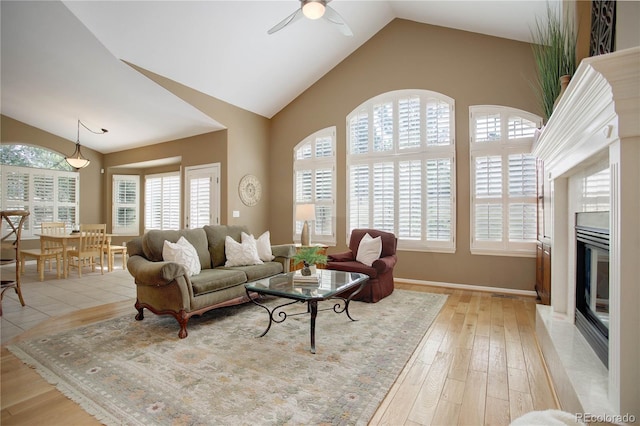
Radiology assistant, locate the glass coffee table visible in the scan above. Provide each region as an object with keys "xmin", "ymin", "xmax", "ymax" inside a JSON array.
[{"xmin": 245, "ymin": 269, "xmax": 368, "ymax": 354}]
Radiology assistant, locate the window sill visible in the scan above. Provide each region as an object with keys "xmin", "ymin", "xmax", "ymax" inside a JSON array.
[{"xmin": 470, "ymin": 248, "xmax": 535, "ymax": 258}]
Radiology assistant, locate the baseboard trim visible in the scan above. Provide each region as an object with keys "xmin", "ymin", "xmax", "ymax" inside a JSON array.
[{"xmin": 394, "ymin": 277, "xmax": 537, "ymax": 298}]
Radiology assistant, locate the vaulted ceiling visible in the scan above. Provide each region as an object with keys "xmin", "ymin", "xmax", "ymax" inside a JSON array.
[{"xmin": 1, "ymin": 1, "xmax": 557, "ymax": 153}]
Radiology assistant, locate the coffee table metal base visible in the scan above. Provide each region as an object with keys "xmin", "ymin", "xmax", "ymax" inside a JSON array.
[{"xmin": 246, "ymin": 283, "xmax": 365, "ymax": 354}]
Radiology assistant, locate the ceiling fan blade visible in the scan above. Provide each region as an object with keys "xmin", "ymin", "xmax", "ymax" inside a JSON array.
[
  {"xmin": 323, "ymin": 4, "xmax": 353, "ymax": 36},
  {"xmin": 267, "ymin": 8, "xmax": 303, "ymax": 35}
]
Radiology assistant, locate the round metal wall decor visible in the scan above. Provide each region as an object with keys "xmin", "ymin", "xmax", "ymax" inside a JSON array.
[{"xmin": 238, "ymin": 174, "xmax": 262, "ymax": 206}]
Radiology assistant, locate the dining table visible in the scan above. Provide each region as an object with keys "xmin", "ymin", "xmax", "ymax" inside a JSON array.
[{"xmin": 37, "ymin": 232, "xmax": 113, "ymax": 278}]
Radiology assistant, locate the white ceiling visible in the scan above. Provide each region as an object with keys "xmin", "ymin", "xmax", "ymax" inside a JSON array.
[{"xmin": 1, "ymin": 0, "xmax": 556, "ymax": 154}]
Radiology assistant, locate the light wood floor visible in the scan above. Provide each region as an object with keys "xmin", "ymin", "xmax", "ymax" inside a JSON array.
[{"xmin": 1, "ymin": 283, "xmax": 557, "ymax": 425}]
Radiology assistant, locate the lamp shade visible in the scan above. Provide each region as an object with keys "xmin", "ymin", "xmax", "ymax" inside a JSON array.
[
  {"xmin": 295, "ymin": 204, "xmax": 316, "ymax": 221},
  {"xmin": 302, "ymin": 0, "xmax": 325, "ymax": 19},
  {"xmin": 65, "ymin": 142, "xmax": 91, "ymax": 169}
]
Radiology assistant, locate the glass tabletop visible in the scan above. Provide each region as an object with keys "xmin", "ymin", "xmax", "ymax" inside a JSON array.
[{"xmin": 245, "ymin": 269, "xmax": 368, "ymax": 300}]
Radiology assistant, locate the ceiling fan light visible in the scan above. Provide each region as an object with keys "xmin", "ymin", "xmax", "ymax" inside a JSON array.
[{"xmin": 302, "ymin": 1, "xmax": 325, "ymax": 20}]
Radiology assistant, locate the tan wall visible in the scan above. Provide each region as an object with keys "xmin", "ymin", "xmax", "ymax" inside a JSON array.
[
  {"xmin": 126, "ymin": 64, "xmax": 272, "ymax": 238},
  {"xmin": 269, "ymin": 19, "xmax": 541, "ymax": 291},
  {"xmin": 1, "ymin": 115, "xmax": 104, "ymax": 249}
]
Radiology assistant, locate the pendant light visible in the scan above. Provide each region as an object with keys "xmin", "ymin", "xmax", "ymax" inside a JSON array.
[{"xmin": 65, "ymin": 119, "xmax": 108, "ymax": 169}]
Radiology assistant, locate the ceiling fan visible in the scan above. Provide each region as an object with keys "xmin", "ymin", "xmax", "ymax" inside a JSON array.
[{"xmin": 268, "ymin": 0, "xmax": 353, "ymax": 36}]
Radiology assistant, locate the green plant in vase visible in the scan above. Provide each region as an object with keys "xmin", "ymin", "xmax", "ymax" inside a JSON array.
[
  {"xmin": 292, "ymin": 247, "xmax": 328, "ymax": 276},
  {"xmin": 530, "ymin": 4, "xmax": 577, "ymax": 122}
]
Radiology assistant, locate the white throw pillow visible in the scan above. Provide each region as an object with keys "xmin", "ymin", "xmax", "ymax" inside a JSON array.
[
  {"xmin": 356, "ymin": 233, "xmax": 382, "ymax": 267},
  {"xmin": 225, "ymin": 235, "xmax": 263, "ymax": 267},
  {"xmin": 242, "ymin": 231, "xmax": 274, "ymax": 262},
  {"xmin": 162, "ymin": 236, "xmax": 201, "ymax": 277}
]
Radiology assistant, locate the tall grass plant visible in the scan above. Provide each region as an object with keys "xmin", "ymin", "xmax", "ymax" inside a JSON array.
[{"xmin": 531, "ymin": 4, "xmax": 577, "ymax": 121}]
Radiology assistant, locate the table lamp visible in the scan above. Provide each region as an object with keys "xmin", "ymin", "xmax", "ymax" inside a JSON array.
[{"xmin": 295, "ymin": 203, "xmax": 316, "ymax": 246}]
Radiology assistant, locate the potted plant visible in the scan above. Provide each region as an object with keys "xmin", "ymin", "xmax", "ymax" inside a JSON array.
[
  {"xmin": 292, "ymin": 247, "xmax": 328, "ymax": 276},
  {"xmin": 530, "ymin": 4, "xmax": 577, "ymax": 122}
]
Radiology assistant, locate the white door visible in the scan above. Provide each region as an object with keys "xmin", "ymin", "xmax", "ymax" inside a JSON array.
[{"xmin": 184, "ymin": 164, "xmax": 220, "ymax": 229}]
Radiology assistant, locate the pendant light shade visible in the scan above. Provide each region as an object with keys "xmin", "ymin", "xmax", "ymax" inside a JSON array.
[
  {"xmin": 66, "ymin": 142, "xmax": 91, "ymax": 169},
  {"xmin": 65, "ymin": 119, "xmax": 108, "ymax": 169}
]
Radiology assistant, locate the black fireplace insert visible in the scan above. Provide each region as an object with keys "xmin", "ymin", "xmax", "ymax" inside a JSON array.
[{"xmin": 575, "ymin": 212, "xmax": 609, "ymax": 367}]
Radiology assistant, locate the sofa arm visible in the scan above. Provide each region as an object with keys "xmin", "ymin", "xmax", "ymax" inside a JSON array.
[
  {"xmin": 372, "ymin": 254, "xmax": 397, "ymax": 275},
  {"xmin": 127, "ymin": 255, "xmax": 188, "ymax": 287},
  {"xmin": 328, "ymin": 251, "xmax": 354, "ymax": 262},
  {"xmin": 271, "ymin": 244, "xmax": 296, "ymax": 273}
]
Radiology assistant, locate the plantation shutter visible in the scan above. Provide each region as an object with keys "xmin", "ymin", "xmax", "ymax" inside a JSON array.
[
  {"xmin": 426, "ymin": 158, "xmax": 452, "ymax": 241},
  {"xmin": 112, "ymin": 175, "xmax": 139, "ymax": 235},
  {"xmin": 470, "ymin": 106, "xmax": 541, "ymax": 254},
  {"xmin": 346, "ymin": 90, "xmax": 456, "ymax": 251},
  {"xmin": 57, "ymin": 175, "xmax": 77, "ymax": 228},
  {"xmin": 1, "ymin": 166, "xmax": 78, "ymax": 237},
  {"xmin": 372, "ymin": 162, "xmax": 395, "ymax": 232},
  {"xmin": 398, "ymin": 97, "xmax": 421, "ymax": 150},
  {"xmin": 293, "ymin": 127, "xmax": 336, "ymax": 244},
  {"xmin": 145, "ymin": 173, "xmax": 180, "ymax": 231},
  {"xmin": 398, "ymin": 160, "xmax": 422, "ymax": 239},
  {"xmin": 33, "ymin": 174, "xmax": 54, "ymax": 227},
  {"xmin": 189, "ymin": 176, "xmax": 210, "ymax": 229},
  {"xmin": 349, "ymin": 164, "xmax": 369, "ymax": 229},
  {"xmin": 582, "ymin": 168, "xmax": 610, "ymax": 212}
]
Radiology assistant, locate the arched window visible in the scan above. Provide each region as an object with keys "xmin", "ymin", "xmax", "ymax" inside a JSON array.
[
  {"xmin": 346, "ymin": 89, "xmax": 456, "ymax": 252},
  {"xmin": 293, "ymin": 127, "xmax": 336, "ymax": 245},
  {"xmin": 469, "ymin": 105, "xmax": 542, "ymax": 255},
  {"xmin": 0, "ymin": 144, "xmax": 79, "ymax": 237}
]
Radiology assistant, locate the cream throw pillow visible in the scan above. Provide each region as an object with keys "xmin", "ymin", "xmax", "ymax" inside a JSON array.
[
  {"xmin": 225, "ymin": 236, "xmax": 263, "ymax": 267},
  {"xmin": 241, "ymin": 231, "xmax": 274, "ymax": 262},
  {"xmin": 162, "ymin": 236, "xmax": 201, "ymax": 277},
  {"xmin": 356, "ymin": 233, "xmax": 382, "ymax": 267}
]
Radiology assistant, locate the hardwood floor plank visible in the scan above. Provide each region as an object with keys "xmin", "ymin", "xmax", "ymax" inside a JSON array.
[
  {"xmin": 470, "ymin": 334, "xmax": 490, "ymax": 373},
  {"xmin": 407, "ymin": 351, "xmax": 453, "ymax": 425},
  {"xmin": 458, "ymin": 369, "xmax": 487, "ymax": 426},
  {"xmin": 508, "ymin": 389, "xmax": 534, "ymax": 422},
  {"xmin": 484, "ymin": 396, "xmax": 511, "ymax": 426}
]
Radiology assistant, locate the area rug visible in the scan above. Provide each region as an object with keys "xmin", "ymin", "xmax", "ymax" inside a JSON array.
[{"xmin": 8, "ymin": 289, "xmax": 446, "ymax": 426}]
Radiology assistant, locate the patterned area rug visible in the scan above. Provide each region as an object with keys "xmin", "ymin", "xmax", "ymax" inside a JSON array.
[{"xmin": 9, "ymin": 289, "xmax": 446, "ymax": 426}]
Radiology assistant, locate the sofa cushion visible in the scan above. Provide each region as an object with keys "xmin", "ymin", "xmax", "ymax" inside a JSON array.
[
  {"xmin": 221, "ymin": 261, "xmax": 283, "ymax": 282},
  {"xmin": 224, "ymin": 236, "xmax": 263, "ymax": 267},
  {"xmin": 162, "ymin": 237, "xmax": 201, "ymax": 276},
  {"xmin": 190, "ymin": 268, "xmax": 248, "ymax": 296},
  {"xmin": 326, "ymin": 260, "xmax": 378, "ymax": 278},
  {"xmin": 204, "ymin": 225, "xmax": 249, "ymax": 268},
  {"xmin": 242, "ymin": 231, "xmax": 275, "ymax": 262},
  {"xmin": 142, "ymin": 228, "xmax": 211, "ymax": 269}
]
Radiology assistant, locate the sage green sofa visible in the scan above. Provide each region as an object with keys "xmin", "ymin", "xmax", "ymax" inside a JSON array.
[{"xmin": 126, "ymin": 225, "xmax": 295, "ymax": 338}]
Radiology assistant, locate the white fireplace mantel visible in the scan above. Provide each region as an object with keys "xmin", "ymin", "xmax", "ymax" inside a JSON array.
[{"xmin": 532, "ymin": 47, "xmax": 639, "ymax": 417}]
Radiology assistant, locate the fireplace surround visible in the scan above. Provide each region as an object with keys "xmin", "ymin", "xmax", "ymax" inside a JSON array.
[{"xmin": 532, "ymin": 47, "xmax": 639, "ymax": 417}]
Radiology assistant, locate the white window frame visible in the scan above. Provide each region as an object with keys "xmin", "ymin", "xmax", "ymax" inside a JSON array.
[
  {"xmin": 293, "ymin": 127, "xmax": 336, "ymax": 245},
  {"xmin": 0, "ymin": 165, "xmax": 79, "ymax": 238},
  {"xmin": 112, "ymin": 174, "xmax": 139, "ymax": 236},
  {"xmin": 469, "ymin": 105, "xmax": 542, "ymax": 257},
  {"xmin": 144, "ymin": 171, "xmax": 181, "ymax": 231},
  {"xmin": 346, "ymin": 89, "xmax": 456, "ymax": 252}
]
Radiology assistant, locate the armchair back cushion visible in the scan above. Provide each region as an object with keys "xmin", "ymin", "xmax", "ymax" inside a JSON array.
[{"xmin": 348, "ymin": 228, "xmax": 397, "ymax": 259}]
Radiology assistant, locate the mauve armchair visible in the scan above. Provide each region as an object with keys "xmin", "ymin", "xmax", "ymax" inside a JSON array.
[{"xmin": 327, "ymin": 229, "xmax": 397, "ymax": 303}]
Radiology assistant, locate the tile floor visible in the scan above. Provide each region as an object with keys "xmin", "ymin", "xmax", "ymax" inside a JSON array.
[{"xmin": 1, "ymin": 256, "xmax": 136, "ymax": 344}]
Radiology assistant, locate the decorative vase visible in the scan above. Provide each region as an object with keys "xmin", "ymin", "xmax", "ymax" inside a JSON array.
[
  {"xmin": 301, "ymin": 261, "xmax": 311, "ymax": 276},
  {"xmin": 553, "ymin": 75, "xmax": 571, "ymax": 111}
]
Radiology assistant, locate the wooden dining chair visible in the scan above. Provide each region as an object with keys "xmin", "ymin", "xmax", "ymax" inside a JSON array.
[
  {"xmin": 1, "ymin": 210, "xmax": 30, "ymax": 315},
  {"xmin": 20, "ymin": 222, "xmax": 66, "ymax": 281},
  {"xmin": 67, "ymin": 224, "xmax": 106, "ymax": 277},
  {"xmin": 103, "ymin": 244, "xmax": 127, "ymax": 272}
]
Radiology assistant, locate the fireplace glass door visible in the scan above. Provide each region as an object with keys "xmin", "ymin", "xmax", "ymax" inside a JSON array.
[{"xmin": 575, "ymin": 213, "xmax": 610, "ymax": 367}]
